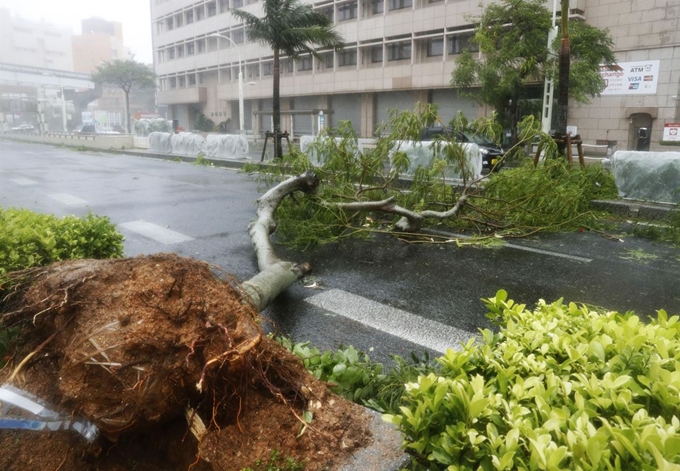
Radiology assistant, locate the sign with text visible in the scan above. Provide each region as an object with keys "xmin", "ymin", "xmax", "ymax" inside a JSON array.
[
  {"xmin": 663, "ymin": 123, "xmax": 680, "ymax": 142},
  {"xmin": 599, "ymin": 60, "xmax": 660, "ymax": 95}
]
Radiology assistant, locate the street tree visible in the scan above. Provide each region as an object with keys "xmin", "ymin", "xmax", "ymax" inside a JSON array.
[
  {"xmin": 450, "ymin": 0, "xmax": 615, "ymax": 147},
  {"xmin": 91, "ymin": 60, "xmax": 157, "ymax": 134},
  {"xmin": 232, "ymin": 0, "xmax": 344, "ymax": 157}
]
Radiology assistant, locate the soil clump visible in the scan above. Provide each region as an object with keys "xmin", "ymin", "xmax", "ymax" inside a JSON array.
[{"xmin": 0, "ymin": 254, "xmax": 372, "ymax": 470}]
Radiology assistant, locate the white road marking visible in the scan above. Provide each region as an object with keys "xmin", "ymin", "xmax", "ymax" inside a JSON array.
[
  {"xmin": 425, "ymin": 229, "xmax": 593, "ymax": 263},
  {"xmin": 48, "ymin": 193, "xmax": 89, "ymax": 206},
  {"xmin": 119, "ymin": 221, "xmax": 194, "ymax": 245},
  {"xmin": 504, "ymin": 243, "xmax": 593, "ymax": 263},
  {"xmin": 304, "ymin": 289, "xmax": 477, "ymax": 353},
  {"xmin": 10, "ymin": 178, "xmax": 37, "ymax": 185}
]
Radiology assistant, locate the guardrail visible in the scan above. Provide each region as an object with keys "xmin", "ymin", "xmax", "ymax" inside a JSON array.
[{"xmin": 0, "ymin": 131, "xmax": 134, "ymax": 150}]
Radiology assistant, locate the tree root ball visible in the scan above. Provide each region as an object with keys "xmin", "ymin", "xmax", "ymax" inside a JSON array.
[{"xmin": 1, "ymin": 254, "xmax": 372, "ymax": 470}]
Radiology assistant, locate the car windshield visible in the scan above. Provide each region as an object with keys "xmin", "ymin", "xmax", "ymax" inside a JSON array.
[{"xmin": 462, "ymin": 131, "xmax": 496, "ymax": 147}]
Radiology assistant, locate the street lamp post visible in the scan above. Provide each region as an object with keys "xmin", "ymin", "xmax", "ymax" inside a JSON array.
[
  {"xmin": 210, "ymin": 33, "xmax": 245, "ymax": 134},
  {"xmin": 43, "ymin": 73, "xmax": 68, "ymax": 133}
]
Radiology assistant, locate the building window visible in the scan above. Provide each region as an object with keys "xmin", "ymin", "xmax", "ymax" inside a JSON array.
[
  {"xmin": 188, "ymin": 74, "xmax": 196, "ymax": 86},
  {"xmin": 427, "ymin": 38, "xmax": 443, "ymax": 57},
  {"xmin": 187, "ymin": 42, "xmax": 195, "ymax": 55},
  {"xmin": 387, "ymin": 41, "xmax": 411, "ymax": 61},
  {"xmin": 324, "ymin": 52, "xmax": 334, "ymax": 68},
  {"xmin": 175, "ymin": 14, "xmax": 183, "ymax": 27},
  {"xmin": 179, "ymin": 76, "xmax": 186, "ymax": 87},
  {"xmin": 219, "ymin": 0, "xmax": 229, "ymax": 12},
  {"xmin": 233, "ymin": 0, "xmax": 244, "ymax": 7},
  {"xmin": 263, "ymin": 61, "xmax": 273, "ymax": 76},
  {"xmin": 338, "ymin": 1, "xmax": 357, "ymax": 21},
  {"xmin": 166, "ymin": 17, "xmax": 174, "ymax": 30},
  {"xmin": 370, "ymin": 45, "xmax": 383, "ymax": 63},
  {"xmin": 338, "ymin": 49, "xmax": 356, "ymax": 66},
  {"xmin": 168, "ymin": 47, "xmax": 175, "ymax": 59},
  {"xmin": 388, "ymin": 0, "xmax": 412, "ymax": 10},
  {"xmin": 321, "ymin": 7, "xmax": 334, "ymax": 22},
  {"xmin": 298, "ymin": 55, "xmax": 313, "ymax": 71},
  {"xmin": 448, "ymin": 34, "xmax": 478, "ymax": 55},
  {"xmin": 176, "ymin": 44, "xmax": 184, "ymax": 58},
  {"xmin": 232, "ymin": 29, "xmax": 245, "ymax": 44},
  {"xmin": 207, "ymin": 2, "xmax": 217, "ymax": 16},
  {"xmin": 196, "ymin": 39, "xmax": 205, "ymax": 53},
  {"xmin": 186, "ymin": 9, "xmax": 194, "ymax": 23},
  {"xmin": 169, "ymin": 77, "xmax": 177, "ymax": 88},
  {"xmin": 196, "ymin": 6, "xmax": 205, "ymax": 21},
  {"xmin": 372, "ymin": 0, "xmax": 383, "ymax": 14}
]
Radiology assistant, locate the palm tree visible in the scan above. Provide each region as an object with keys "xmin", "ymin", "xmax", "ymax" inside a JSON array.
[{"xmin": 232, "ymin": 0, "xmax": 343, "ymax": 157}]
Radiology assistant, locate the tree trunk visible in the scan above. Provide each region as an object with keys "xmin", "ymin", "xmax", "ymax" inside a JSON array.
[
  {"xmin": 272, "ymin": 47, "xmax": 283, "ymax": 158},
  {"xmin": 241, "ymin": 171, "xmax": 319, "ymax": 311},
  {"xmin": 555, "ymin": 0, "xmax": 570, "ymax": 156},
  {"xmin": 124, "ymin": 88, "xmax": 131, "ymax": 134}
]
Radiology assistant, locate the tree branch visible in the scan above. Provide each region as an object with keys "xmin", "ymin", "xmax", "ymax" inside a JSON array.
[{"xmin": 242, "ymin": 172, "xmax": 319, "ymax": 311}]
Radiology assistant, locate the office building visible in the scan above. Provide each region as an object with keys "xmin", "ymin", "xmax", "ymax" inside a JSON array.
[{"xmin": 150, "ymin": 0, "xmax": 680, "ymax": 151}]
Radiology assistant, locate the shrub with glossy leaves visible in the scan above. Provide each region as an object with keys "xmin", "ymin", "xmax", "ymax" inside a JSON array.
[
  {"xmin": 385, "ymin": 290, "xmax": 680, "ymax": 470},
  {"xmin": 0, "ymin": 208, "xmax": 124, "ymax": 276}
]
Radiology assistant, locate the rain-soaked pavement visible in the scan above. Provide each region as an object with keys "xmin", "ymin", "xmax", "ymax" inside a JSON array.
[{"xmin": 1, "ymin": 138, "xmax": 678, "ymax": 364}]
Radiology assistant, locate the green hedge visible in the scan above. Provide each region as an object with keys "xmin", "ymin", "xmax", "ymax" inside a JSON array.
[
  {"xmin": 0, "ymin": 207, "xmax": 124, "ymax": 276},
  {"xmin": 385, "ymin": 291, "xmax": 680, "ymax": 470}
]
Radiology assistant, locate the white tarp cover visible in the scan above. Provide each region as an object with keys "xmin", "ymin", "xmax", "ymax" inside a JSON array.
[
  {"xmin": 300, "ymin": 135, "xmax": 363, "ymax": 166},
  {"xmin": 133, "ymin": 119, "xmax": 173, "ymax": 137},
  {"xmin": 148, "ymin": 132, "xmax": 173, "ymax": 154},
  {"xmin": 611, "ymin": 151, "xmax": 680, "ymax": 203},
  {"xmin": 204, "ymin": 134, "xmax": 249, "ymax": 159},
  {"xmin": 170, "ymin": 132, "xmax": 205, "ymax": 157},
  {"xmin": 300, "ymin": 135, "xmax": 481, "ymax": 179},
  {"xmin": 391, "ymin": 141, "xmax": 482, "ymax": 180}
]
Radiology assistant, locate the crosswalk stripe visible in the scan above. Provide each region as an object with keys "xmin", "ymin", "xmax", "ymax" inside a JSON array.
[
  {"xmin": 119, "ymin": 221, "xmax": 194, "ymax": 245},
  {"xmin": 48, "ymin": 193, "xmax": 88, "ymax": 206},
  {"xmin": 304, "ymin": 289, "xmax": 477, "ymax": 353},
  {"xmin": 10, "ymin": 178, "xmax": 37, "ymax": 185}
]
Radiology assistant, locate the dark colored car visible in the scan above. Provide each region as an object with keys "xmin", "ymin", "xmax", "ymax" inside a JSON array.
[
  {"xmin": 421, "ymin": 126, "xmax": 504, "ymax": 171},
  {"xmin": 75, "ymin": 124, "xmax": 97, "ymax": 135}
]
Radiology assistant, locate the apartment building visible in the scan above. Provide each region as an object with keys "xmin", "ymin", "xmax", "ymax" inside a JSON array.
[
  {"xmin": 150, "ymin": 0, "xmax": 680, "ymax": 150},
  {"xmin": 0, "ymin": 8, "xmax": 74, "ymax": 71}
]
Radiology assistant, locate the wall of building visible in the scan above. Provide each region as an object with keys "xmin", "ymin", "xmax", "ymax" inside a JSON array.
[
  {"xmin": 0, "ymin": 8, "xmax": 74, "ymax": 71},
  {"xmin": 568, "ymin": 0, "xmax": 680, "ymax": 151},
  {"xmin": 150, "ymin": 0, "xmax": 680, "ymax": 148}
]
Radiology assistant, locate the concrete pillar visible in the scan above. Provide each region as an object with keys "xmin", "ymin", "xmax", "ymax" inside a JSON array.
[
  {"xmin": 413, "ymin": 90, "xmax": 430, "ymax": 112},
  {"xmin": 361, "ymin": 93, "xmax": 375, "ymax": 138},
  {"xmin": 281, "ymin": 97, "xmax": 292, "ymax": 133}
]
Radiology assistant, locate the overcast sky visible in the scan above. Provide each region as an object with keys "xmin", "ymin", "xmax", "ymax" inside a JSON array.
[{"xmin": 0, "ymin": 0, "xmax": 153, "ymax": 64}]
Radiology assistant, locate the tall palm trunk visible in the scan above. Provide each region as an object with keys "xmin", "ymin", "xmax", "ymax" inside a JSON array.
[
  {"xmin": 555, "ymin": 0, "xmax": 570, "ymax": 156},
  {"xmin": 124, "ymin": 88, "xmax": 131, "ymax": 134},
  {"xmin": 272, "ymin": 47, "xmax": 283, "ymax": 158}
]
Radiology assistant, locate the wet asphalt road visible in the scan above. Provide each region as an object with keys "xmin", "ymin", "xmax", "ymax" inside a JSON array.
[{"xmin": 1, "ymin": 139, "xmax": 679, "ymax": 364}]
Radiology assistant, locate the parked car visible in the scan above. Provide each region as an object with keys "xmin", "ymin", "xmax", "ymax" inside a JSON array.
[
  {"xmin": 75, "ymin": 124, "xmax": 120, "ymax": 135},
  {"xmin": 421, "ymin": 125, "xmax": 505, "ymax": 171},
  {"xmin": 11, "ymin": 124, "xmax": 35, "ymax": 132}
]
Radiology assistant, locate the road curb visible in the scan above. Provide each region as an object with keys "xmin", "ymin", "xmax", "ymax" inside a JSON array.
[{"xmin": 591, "ymin": 199, "xmax": 677, "ymax": 221}]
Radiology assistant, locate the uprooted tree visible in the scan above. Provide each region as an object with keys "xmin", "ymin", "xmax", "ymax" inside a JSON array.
[{"xmin": 0, "ymin": 103, "xmax": 618, "ymax": 469}]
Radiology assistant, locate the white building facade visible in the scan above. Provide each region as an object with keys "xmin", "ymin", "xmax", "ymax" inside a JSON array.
[{"xmin": 150, "ymin": 0, "xmax": 680, "ymax": 151}]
